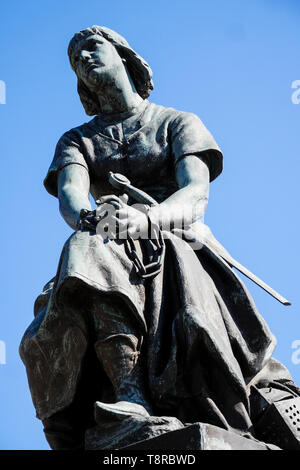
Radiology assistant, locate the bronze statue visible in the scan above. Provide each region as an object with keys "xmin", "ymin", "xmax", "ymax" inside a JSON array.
[{"xmin": 20, "ymin": 26, "xmax": 300, "ymax": 450}]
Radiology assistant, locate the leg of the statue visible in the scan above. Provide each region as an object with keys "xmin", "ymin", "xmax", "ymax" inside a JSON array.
[
  {"xmin": 85, "ymin": 294, "xmax": 185, "ymax": 450},
  {"xmin": 40, "ymin": 325, "xmax": 92, "ymax": 450},
  {"xmin": 95, "ymin": 334, "xmax": 151, "ymax": 413},
  {"xmin": 28, "ymin": 284, "xmax": 104, "ymax": 450},
  {"xmin": 90, "ymin": 294, "xmax": 152, "ymax": 418},
  {"xmin": 20, "ymin": 287, "xmax": 92, "ymax": 450}
]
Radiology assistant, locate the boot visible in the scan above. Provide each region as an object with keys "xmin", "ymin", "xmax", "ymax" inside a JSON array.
[{"xmin": 94, "ymin": 333, "xmax": 151, "ymax": 415}]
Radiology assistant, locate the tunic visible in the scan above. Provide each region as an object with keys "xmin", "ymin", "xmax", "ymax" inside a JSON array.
[{"xmin": 20, "ymin": 100, "xmax": 291, "ymax": 432}]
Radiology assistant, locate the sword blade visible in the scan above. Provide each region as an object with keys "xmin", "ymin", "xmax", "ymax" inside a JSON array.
[
  {"xmin": 108, "ymin": 172, "xmax": 291, "ymax": 306},
  {"xmin": 213, "ymin": 249, "xmax": 291, "ymax": 306}
]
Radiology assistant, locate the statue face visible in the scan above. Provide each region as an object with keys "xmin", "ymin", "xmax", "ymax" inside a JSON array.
[{"xmin": 70, "ymin": 34, "xmax": 123, "ymax": 92}]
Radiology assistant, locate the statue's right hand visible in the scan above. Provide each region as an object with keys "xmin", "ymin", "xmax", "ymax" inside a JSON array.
[{"xmin": 77, "ymin": 209, "xmax": 100, "ymax": 231}]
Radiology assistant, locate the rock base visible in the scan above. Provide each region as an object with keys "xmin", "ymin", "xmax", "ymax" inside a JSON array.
[{"xmin": 121, "ymin": 423, "xmax": 280, "ymax": 450}]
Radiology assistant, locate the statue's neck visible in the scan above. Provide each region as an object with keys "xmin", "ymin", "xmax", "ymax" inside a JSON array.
[{"xmin": 96, "ymin": 65, "xmax": 143, "ymax": 116}]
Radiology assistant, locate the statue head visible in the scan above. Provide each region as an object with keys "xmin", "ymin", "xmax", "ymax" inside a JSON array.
[{"xmin": 68, "ymin": 26, "xmax": 154, "ymax": 116}]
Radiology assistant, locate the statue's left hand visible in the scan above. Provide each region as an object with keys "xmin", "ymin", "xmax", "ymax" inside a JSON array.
[{"xmin": 95, "ymin": 194, "xmax": 149, "ymax": 239}]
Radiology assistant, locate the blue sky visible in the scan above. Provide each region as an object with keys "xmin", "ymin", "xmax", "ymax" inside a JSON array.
[{"xmin": 0, "ymin": 0, "xmax": 299, "ymax": 449}]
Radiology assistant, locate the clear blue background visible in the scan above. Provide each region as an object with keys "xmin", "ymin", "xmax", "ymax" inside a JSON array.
[{"xmin": 0, "ymin": 0, "xmax": 299, "ymax": 450}]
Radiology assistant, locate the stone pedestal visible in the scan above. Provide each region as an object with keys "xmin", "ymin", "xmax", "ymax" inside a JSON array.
[{"xmin": 121, "ymin": 423, "xmax": 280, "ymax": 450}]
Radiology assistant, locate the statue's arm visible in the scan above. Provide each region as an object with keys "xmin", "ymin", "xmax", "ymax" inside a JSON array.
[
  {"xmin": 149, "ymin": 154, "xmax": 210, "ymax": 228},
  {"xmin": 83, "ymin": 154, "xmax": 209, "ymax": 238},
  {"xmin": 57, "ymin": 164, "xmax": 92, "ymax": 230}
]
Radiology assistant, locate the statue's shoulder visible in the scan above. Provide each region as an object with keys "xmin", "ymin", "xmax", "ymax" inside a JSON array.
[
  {"xmin": 145, "ymin": 101, "xmax": 197, "ymax": 125},
  {"xmin": 56, "ymin": 117, "xmax": 99, "ymax": 145}
]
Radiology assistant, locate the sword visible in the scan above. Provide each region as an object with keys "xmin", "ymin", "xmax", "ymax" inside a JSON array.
[{"xmin": 108, "ymin": 171, "xmax": 291, "ymax": 306}]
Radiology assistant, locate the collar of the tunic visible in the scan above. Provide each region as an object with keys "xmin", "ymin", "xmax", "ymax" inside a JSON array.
[
  {"xmin": 88, "ymin": 100, "xmax": 151, "ymax": 144},
  {"xmin": 96, "ymin": 99, "xmax": 148, "ymax": 123}
]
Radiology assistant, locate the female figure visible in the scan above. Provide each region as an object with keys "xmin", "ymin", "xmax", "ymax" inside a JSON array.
[{"xmin": 20, "ymin": 26, "xmax": 298, "ymax": 450}]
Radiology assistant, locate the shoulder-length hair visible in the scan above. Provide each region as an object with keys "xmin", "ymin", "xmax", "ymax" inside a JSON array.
[{"xmin": 68, "ymin": 25, "xmax": 154, "ymax": 116}]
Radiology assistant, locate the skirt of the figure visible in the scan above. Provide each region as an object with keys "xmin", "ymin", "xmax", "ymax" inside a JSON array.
[{"xmin": 20, "ymin": 228, "xmax": 292, "ymax": 432}]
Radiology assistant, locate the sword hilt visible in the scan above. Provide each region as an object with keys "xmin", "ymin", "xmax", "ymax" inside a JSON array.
[{"xmin": 108, "ymin": 172, "xmax": 158, "ymax": 206}]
